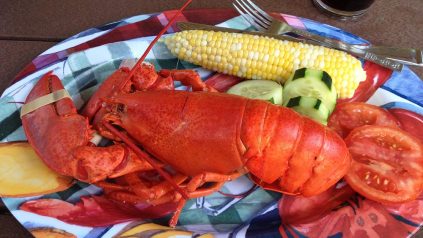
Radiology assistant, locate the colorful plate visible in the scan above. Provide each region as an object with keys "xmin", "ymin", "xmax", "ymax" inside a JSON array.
[{"xmin": 1, "ymin": 9, "xmax": 422, "ymax": 238}]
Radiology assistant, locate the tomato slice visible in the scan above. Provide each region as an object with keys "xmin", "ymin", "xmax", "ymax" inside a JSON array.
[
  {"xmin": 278, "ymin": 182, "xmax": 355, "ymax": 224},
  {"xmin": 388, "ymin": 108, "xmax": 423, "ymax": 142},
  {"xmin": 328, "ymin": 102, "xmax": 400, "ymax": 138},
  {"xmin": 344, "ymin": 125, "xmax": 423, "ymax": 203}
]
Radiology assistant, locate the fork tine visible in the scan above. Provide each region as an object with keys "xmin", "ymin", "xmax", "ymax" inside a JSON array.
[
  {"xmin": 232, "ymin": 1, "xmax": 268, "ymax": 31},
  {"xmin": 243, "ymin": 0, "xmax": 273, "ymax": 22},
  {"xmin": 233, "ymin": 5, "xmax": 267, "ymax": 31},
  {"xmin": 236, "ymin": 0, "xmax": 272, "ymax": 26}
]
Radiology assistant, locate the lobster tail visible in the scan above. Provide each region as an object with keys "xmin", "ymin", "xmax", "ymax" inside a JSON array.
[
  {"xmin": 278, "ymin": 117, "xmax": 325, "ymax": 194},
  {"xmin": 300, "ymin": 128, "xmax": 351, "ymax": 196},
  {"xmin": 242, "ymin": 102, "xmax": 351, "ymax": 197},
  {"xmin": 241, "ymin": 101, "xmax": 303, "ymax": 184}
]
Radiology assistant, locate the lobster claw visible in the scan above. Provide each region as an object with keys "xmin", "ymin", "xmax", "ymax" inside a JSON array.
[
  {"xmin": 21, "ymin": 72, "xmax": 93, "ymax": 179},
  {"xmin": 21, "ymin": 73, "xmax": 152, "ymax": 183}
]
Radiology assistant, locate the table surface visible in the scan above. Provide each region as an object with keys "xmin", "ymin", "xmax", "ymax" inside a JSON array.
[{"xmin": 0, "ymin": 0, "xmax": 422, "ymax": 237}]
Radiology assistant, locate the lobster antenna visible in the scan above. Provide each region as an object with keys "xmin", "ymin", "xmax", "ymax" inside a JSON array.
[{"xmin": 119, "ymin": 0, "xmax": 194, "ymax": 90}]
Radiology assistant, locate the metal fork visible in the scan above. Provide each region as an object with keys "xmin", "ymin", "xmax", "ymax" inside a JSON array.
[{"xmin": 233, "ymin": 0, "xmax": 422, "ymax": 69}]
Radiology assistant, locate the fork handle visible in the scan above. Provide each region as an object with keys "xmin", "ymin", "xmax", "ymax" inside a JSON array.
[
  {"xmin": 361, "ymin": 46, "xmax": 422, "ymax": 61},
  {"xmin": 290, "ymin": 28, "xmax": 404, "ymax": 71},
  {"xmin": 360, "ymin": 52, "xmax": 404, "ymax": 71},
  {"xmin": 322, "ymin": 41, "xmax": 404, "ymax": 71},
  {"xmin": 290, "ymin": 28, "xmax": 346, "ymax": 48}
]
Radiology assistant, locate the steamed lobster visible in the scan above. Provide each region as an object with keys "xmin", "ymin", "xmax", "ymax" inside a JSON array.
[
  {"xmin": 21, "ymin": 63, "xmax": 351, "ymax": 226},
  {"xmin": 19, "ymin": 0, "xmax": 351, "ymax": 227}
]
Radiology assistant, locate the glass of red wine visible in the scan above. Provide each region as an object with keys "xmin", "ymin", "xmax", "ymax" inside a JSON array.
[{"xmin": 312, "ymin": 0, "xmax": 375, "ymax": 19}]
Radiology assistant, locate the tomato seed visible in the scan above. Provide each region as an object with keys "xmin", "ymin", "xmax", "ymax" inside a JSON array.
[
  {"xmin": 356, "ymin": 216, "xmax": 365, "ymax": 226},
  {"xmin": 383, "ymin": 179, "xmax": 389, "ymax": 185},
  {"xmin": 369, "ymin": 213, "xmax": 378, "ymax": 223}
]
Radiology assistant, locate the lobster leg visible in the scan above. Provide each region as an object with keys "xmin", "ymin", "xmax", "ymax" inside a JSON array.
[
  {"xmin": 159, "ymin": 69, "xmax": 217, "ymax": 92},
  {"xmin": 98, "ymin": 173, "xmax": 188, "ymax": 204},
  {"xmin": 105, "ymin": 170, "xmax": 242, "ymax": 227},
  {"xmin": 130, "ymin": 174, "xmax": 188, "ymax": 203},
  {"xmin": 106, "ymin": 147, "xmax": 161, "ymax": 179},
  {"xmin": 169, "ymin": 171, "xmax": 242, "ymax": 227},
  {"xmin": 95, "ymin": 181, "xmax": 127, "ymax": 191}
]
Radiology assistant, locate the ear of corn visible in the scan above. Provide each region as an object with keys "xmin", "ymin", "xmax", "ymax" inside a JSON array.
[{"xmin": 164, "ymin": 30, "xmax": 367, "ymax": 99}]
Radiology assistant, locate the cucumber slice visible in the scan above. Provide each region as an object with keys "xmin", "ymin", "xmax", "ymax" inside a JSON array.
[
  {"xmin": 227, "ymin": 80, "xmax": 283, "ymax": 105},
  {"xmin": 283, "ymin": 68, "xmax": 337, "ymax": 112},
  {"xmin": 285, "ymin": 96, "xmax": 330, "ymax": 125}
]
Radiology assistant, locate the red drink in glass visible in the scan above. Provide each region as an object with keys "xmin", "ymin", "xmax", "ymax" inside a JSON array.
[{"xmin": 313, "ymin": 0, "xmax": 375, "ymax": 19}]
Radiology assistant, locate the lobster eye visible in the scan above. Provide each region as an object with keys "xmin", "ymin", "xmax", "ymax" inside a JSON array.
[
  {"xmin": 117, "ymin": 104, "xmax": 126, "ymax": 113},
  {"xmin": 130, "ymin": 84, "xmax": 136, "ymax": 93}
]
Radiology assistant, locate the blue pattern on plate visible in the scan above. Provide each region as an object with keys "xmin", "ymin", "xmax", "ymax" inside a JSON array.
[
  {"xmin": 301, "ymin": 18, "xmax": 369, "ymax": 45},
  {"xmin": 382, "ymin": 66, "xmax": 423, "ymax": 107}
]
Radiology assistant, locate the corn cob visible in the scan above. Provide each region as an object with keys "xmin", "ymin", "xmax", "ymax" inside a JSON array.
[{"xmin": 164, "ymin": 30, "xmax": 367, "ymax": 99}]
